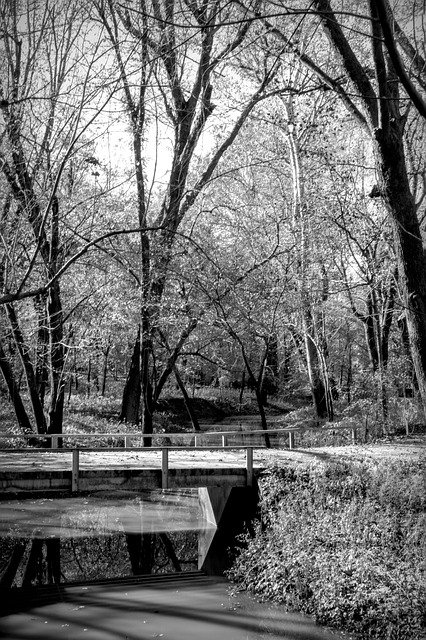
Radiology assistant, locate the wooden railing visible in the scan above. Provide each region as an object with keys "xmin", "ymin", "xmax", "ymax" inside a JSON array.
[{"xmin": 0, "ymin": 423, "xmax": 357, "ymax": 450}]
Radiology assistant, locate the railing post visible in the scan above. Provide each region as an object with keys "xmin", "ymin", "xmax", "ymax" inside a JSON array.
[
  {"xmin": 162, "ymin": 448, "xmax": 169, "ymax": 489},
  {"xmin": 72, "ymin": 449, "xmax": 80, "ymax": 493},
  {"xmin": 222, "ymin": 435, "xmax": 227, "ymax": 448},
  {"xmin": 351, "ymin": 428, "xmax": 356, "ymax": 445},
  {"xmin": 246, "ymin": 447, "xmax": 253, "ymax": 487},
  {"xmin": 194, "ymin": 435, "xmax": 199, "ymax": 447},
  {"xmin": 124, "ymin": 436, "xmax": 132, "ymax": 448},
  {"xmin": 289, "ymin": 432, "xmax": 295, "ymax": 450},
  {"xmin": 51, "ymin": 434, "xmax": 58, "ymax": 449}
]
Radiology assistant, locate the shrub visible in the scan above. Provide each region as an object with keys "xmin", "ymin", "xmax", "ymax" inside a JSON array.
[{"xmin": 228, "ymin": 460, "xmax": 426, "ymax": 639}]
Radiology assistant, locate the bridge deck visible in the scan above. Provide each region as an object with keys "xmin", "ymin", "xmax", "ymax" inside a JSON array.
[
  {"xmin": 0, "ymin": 441, "xmax": 422, "ymax": 496},
  {"xmin": 0, "ymin": 448, "xmax": 258, "ymax": 494},
  {"xmin": 0, "ymin": 448, "xmax": 253, "ymax": 472}
]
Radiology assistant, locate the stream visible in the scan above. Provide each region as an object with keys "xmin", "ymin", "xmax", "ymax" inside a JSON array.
[{"xmin": 0, "ymin": 491, "xmax": 354, "ymax": 639}]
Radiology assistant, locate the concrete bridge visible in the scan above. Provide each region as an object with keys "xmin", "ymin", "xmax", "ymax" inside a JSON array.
[
  {"xmin": 0, "ymin": 422, "xmax": 357, "ymax": 496},
  {"xmin": 0, "ymin": 445, "xmax": 255, "ymax": 495},
  {"xmin": 0, "ymin": 424, "xmax": 358, "ymax": 576},
  {"xmin": 0, "ymin": 437, "xmax": 264, "ymax": 576}
]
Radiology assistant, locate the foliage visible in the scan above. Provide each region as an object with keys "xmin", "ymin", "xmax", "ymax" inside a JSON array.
[
  {"xmin": 194, "ymin": 387, "xmax": 259, "ymax": 415},
  {"xmin": 0, "ymin": 0, "xmax": 425, "ymax": 444},
  {"xmin": 228, "ymin": 460, "xmax": 426, "ymax": 639}
]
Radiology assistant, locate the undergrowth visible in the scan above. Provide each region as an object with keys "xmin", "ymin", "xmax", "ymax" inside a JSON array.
[{"xmin": 227, "ymin": 460, "xmax": 426, "ymax": 640}]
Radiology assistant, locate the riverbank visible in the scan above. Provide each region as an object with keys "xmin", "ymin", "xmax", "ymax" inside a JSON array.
[{"xmin": 228, "ymin": 456, "xmax": 426, "ymax": 640}]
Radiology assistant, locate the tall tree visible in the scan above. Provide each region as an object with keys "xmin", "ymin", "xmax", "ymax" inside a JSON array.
[
  {"xmin": 0, "ymin": 0, "xmax": 108, "ymax": 433},
  {"xmin": 253, "ymin": 0, "xmax": 426, "ymax": 417},
  {"xmin": 97, "ymin": 0, "xmax": 279, "ymax": 440}
]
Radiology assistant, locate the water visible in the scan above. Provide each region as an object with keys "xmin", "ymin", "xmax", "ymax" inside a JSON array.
[
  {"xmin": 0, "ymin": 575, "xmax": 351, "ymax": 639},
  {"xmin": 0, "ymin": 489, "xmax": 210, "ymax": 539},
  {"xmin": 0, "ymin": 490, "xmax": 206, "ymax": 586},
  {"xmin": 0, "ymin": 491, "xmax": 352, "ymax": 639}
]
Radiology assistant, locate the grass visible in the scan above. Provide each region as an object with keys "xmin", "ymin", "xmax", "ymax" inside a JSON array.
[{"xmin": 227, "ymin": 459, "xmax": 426, "ymax": 640}]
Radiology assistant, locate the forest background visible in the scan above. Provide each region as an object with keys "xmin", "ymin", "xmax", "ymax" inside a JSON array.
[{"xmin": 0, "ymin": 0, "xmax": 425, "ymax": 443}]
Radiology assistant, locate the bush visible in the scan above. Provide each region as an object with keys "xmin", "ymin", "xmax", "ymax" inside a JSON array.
[{"xmin": 228, "ymin": 460, "xmax": 426, "ymax": 639}]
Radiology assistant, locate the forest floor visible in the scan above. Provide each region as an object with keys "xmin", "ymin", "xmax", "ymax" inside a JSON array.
[{"xmin": 1, "ymin": 389, "xmax": 425, "ymax": 471}]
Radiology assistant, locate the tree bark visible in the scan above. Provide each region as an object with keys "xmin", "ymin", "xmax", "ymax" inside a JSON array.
[
  {"xmin": 0, "ymin": 340, "xmax": 34, "ymax": 433},
  {"xmin": 0, "ymin": 540, "xmax": 27, "ymax": 590},
  {"xmin": 34, "ymin": 292, "xmax": 49, "ymax": 407},
  {"xmin": 125, "ymin": 532, "xmax": 155, "ymax": 575},
  {"xmin": 304, "ymin": 310, "xmax": 330, "ymax": 419},
  {"xmin": 140, "ymin": 318, "xmax": 154, "ymax": 447},
  {"xmin": 241, "ymin": 351, "xmax": 271, "ymax": 448},
  {"xmin": 100, "ymin": 342, "xmax": 111, "ymax": 396},
  {"xmin": 46, "ymin": 538, "xmax": 61, "ymax": 584},
  {"xmin": 120, "ymin": 329, "xmax": 141, "ymax": 423},
  {"xmin": 159, "ymin": 533, "xmax": 182, "ymax": 572},
  {"xmin": 374, "ymin": 121, "xmax": 426, "ymax": 417},
  {"xmin": 173, "ymin": 366, "xmax": 200, "ymax": 432},
  {"xmin": 46, "ymin": 228, "xmax": 65, "ymax": 435},
  {"xmin": 6, "ymin": 304, "xmax": 47, "ymax": 434},
  {"xmin": 22, "ymin": 537, "xmax": 44, "ymax": 587}
]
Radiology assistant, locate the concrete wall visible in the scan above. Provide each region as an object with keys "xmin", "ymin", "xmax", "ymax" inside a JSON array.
[{"xmin": 198, "ymin": 484, "xmax": 259, "ymax": 575}]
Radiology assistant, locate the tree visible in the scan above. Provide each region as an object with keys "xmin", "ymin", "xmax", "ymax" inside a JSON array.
[
  {"xmin": 252, "ymin": 0, "xmax": 426, "ymax": 418},
  {"xmin": 96, "ymin": 0, "xmax": 280, "ymax": 441},
  {"xmin": 0, "ymin": 0, "xmax": 111, "ymax": 434}
]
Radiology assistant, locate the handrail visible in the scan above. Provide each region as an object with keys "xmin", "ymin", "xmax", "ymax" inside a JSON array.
[
  {"xmin": 0, "ymin": 424, "xmax": 356, "ymax": 440},
  {"xmin": 0, "ymin": 423, "xmax": 357, "ymax": 450}
]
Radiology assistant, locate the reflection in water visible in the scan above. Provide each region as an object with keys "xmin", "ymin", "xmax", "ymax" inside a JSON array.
[
  {"xmin": 0, "ymin": 489, "xmax": 208, "ymax": 538},
  {"xmin": 0, "ymin": 490, "xmax": 212, "ymax": 588},
  {"xmin": 0, "ymin": 493, "xmax": 352, "ymax": 639}
]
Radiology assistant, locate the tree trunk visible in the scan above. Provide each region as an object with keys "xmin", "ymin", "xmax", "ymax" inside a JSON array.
[
  {"xmin": 34, "ymin": 293, "xmax": 49, "ymax": 408},
  {"xmin": 0, "ymin": 540, "xmax": 27, "ymax": 589},
  {"xmin": 303, "ymin": 310, "xmax": 329, "ymax": 420},
  {"xmin": 46, "ymin": 538, "xmax": 61, "ymax": 584},
  {"xmin": 100, "ymin": 343, "xmax": 111, "ymax": 396},
  {"xmin": 309, "ymin": 0, "xmax": 426, "ymax": 419},
  {"xmin": 140, "ymin": 319, "xmax": 154, "ymax": 447},
  {"xmin": 0, "ymin": 341, "xmax": 34, "ymax": 433},
  {"xmin": 364, "ymin": 292, "xmax": 380, "ymax": 371},
  {"xmin": 259, "ymin": 335, "xmax": 279, "ymax": 404},
  {"xmin": 346, "ymin": 341, "xmax": 352, "ymax": 405},
  {"xmin": 241, "ymin": 352, "xmax": 271, "ymax": 448},
  {"xmin": 398, "ymin": 314, "xmax": 418, "ymax": 393},
  {"xmin": 86, "ymin": 358, "xmax": 91, "ymax": 398},
  {"xmin": 6, "ymin": 304, "xmax": 47, "ymax": 434},
  {"xmin": 22, "ymin": 537, "xmax": 44, "ymax": 587},
  {"xmin": 126, "ymin": 532, "xmax": 155, "ymax": 575},
  {"xmin": 174, "ymin": 366, "xmax": 200, "ymax": 431},
  {"xmin": 159, "ymin": 533, "xmax": 182, "ymax": 572},
  {"xmin": 253, "ymin": 384, "xmax": 271, "ymax": 448},
  {"xmin": 238, "ymin": 370, "xmax": 246, "ymax": 405},
  {"xmin": 374, "ymin": 123, "xmax": 426, "ymax": 418},
  {"xmin": 46, "ymin": 194, "xmax": 65, "ymax": 435},
  {"xmin": 120, "ymin": 329, "xmax": 141, "ymax": 423}
]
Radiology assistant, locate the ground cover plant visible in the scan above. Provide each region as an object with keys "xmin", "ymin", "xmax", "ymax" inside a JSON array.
[{"xmin": 228, "ymin": 459, "xmax": 426, "ymax": 639}]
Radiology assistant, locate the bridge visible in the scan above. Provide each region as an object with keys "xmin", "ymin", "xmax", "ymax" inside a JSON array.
[
  {"xmin": 0, "ymin": 423, "xmax": 357, "ymax": 495},
  {"xmin": 0, "ymin": 425, "xmax": 357, "ymax": 575}
]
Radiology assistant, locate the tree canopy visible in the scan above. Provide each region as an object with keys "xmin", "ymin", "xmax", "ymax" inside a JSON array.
[{"xmin": 1, "ymin": 0, "xmax": 425, "ymax": 438}]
